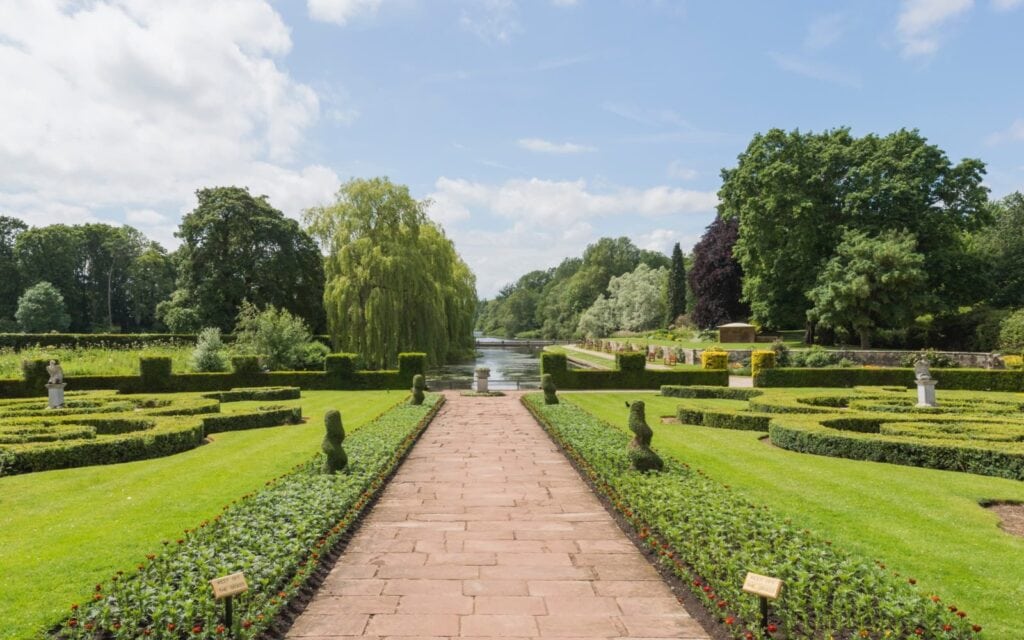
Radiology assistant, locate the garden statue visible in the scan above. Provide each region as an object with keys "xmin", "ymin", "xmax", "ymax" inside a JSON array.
[
  {"xmin": 914, "ymin": 358, "xmax": 938, "ymax": 408},
  {"xmin": 46, "ymin": 359, "xmax": 64, "ymax": 384},
  {"xmin": 322, "ymin": 409, "xmax": 348, "ymax": 474},
  {"xmin": 45, "ymin": 359, "xmax": 66, "ymax": 409},
  {"xmin": 410, "ymin": 374, "xmax": 426, "ymax": 405},
  {"xmin": 627, "ymin": 401, "xmax": 663, "ymax": 472},
  {"xmin": 541, "ymin": 373, "xmax": 558, "ymax": 405}
]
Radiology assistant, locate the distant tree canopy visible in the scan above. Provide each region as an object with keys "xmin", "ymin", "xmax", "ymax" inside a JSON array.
[
  {"xmin": 976, "ymin": 191, "xmax": 1024, "ymax": 309},
  {"xmin": 159, "ymin": 187, "xmax": 326, "ymax": 333},
  {"xmin": 16, "ymin": 281, "xmax": 70, "ymax": 333},
  {"xmin": 477, "ymin": 237, "xmax": 670, "ymax": 340},
  {"xmin": 305, "ymin": 177, "xmax": 476, "ymax": 368},
  {"xmin": 578, "ymin": 263, "xmax": 668, "ymax": 338},
  {"xmin": 689, "ymin": 215, "xmax": 747, "ymax": 329},
  {"xmin": 720, "ymin": 127, "xmax": 988, "ymax": 330},
  {"xmin": 665, "ymin": 242, "xmax": 687, "ymax": 326}
]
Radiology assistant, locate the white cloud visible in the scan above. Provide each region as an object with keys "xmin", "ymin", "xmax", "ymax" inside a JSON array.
[
  {"xmin": 769, "ymin": 51, "xmax": 862, "ymax": 88},
  {"xmin": 426, "ymin": 177, "xmax": 716, "ymax": 226},
  {"xmin": 667, "ymin": 161, "xmax": 697, "ymax": 181},
  {"xmin": 805, "ymin": 13, "xmax": 846, "ymax": 50},
  {"xmin": 992, "ymin": 0, "xmax": 1023, "ymax": 9},
  {"xmin": 604, "ymin": 103, "xmax": 693, "ymax": 129},
  {"xmin": 0, "ymin": 1, "xmax": 340, "ymax": 242},
  {"xmin": 424, "ymin": 176, "xmax": 718, "ymax": 297},
  {"xmin": 896, "ymin": 0, "xmax": 974, "ymax": 57},
  {"xmin": 125, "ymin": 209, "xmax": 167, "ymax": 225},
  {"xmin": 635, "ymin": 228, "xmax": 701, "ymax": 255},
  {"xmin": 986, "ymin": 119, "xmax": 1024, "ymax": 145},
  {"xmin": 517, "ymin": 138, "xmax": 596, "ymax": 154},
  {"xmin": 460, "ymin": 0, "xmax": 521, "ymax": 43},
  {"xmin": 307, "ymin": 0, "xmax": 383, "ymax": 25}
]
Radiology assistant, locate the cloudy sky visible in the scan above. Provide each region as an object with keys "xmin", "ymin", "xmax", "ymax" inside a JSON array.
[{"xmin": 2, "ymin": 0, "xmax": 1023, "ymax": 297}]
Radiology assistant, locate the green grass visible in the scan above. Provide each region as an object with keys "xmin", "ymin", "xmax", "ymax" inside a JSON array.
[
  {"xmin": 0, "ymin": 389, "xmax": 405, "ymax": 640},
  {"xmin": 545, "ymin": 345, "xmax": 702, "ymax": 371},
  {"xmin": 0, "ymin": 344, "xmax": 195, "ymax": 377},
  {"xmin": 564, "ymin": 391, "xmax": 1024, "ymax": 638}
]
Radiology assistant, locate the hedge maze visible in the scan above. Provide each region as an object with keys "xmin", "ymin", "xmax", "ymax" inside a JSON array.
[
  {"xmin": 662, "ymin": 385, "xmax": 1024, "ymax": 480},
  {"xmin": 0, "ymin": 388, "xmax": 303, "ymax": 476}
]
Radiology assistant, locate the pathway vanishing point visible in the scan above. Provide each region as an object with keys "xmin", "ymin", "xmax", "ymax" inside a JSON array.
[{"xmin": 287, "ymin": 391, "xmax": 711, "ymax": 639}]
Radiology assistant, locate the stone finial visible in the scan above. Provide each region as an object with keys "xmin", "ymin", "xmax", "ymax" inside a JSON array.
[
  {"xmin": 627, "ymin": 401, "xmax": 663, "ymax": 472},
  {"xmin": 322, "ymin": 409, "xmax": 348, "ymax": 474},
  {"xmin": 914, "ymin": 358, "xmax": 932, "ymax": 381}
]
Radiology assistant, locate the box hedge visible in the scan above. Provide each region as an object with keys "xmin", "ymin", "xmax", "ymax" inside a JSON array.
[
  {"xmin": 0, "ymin": 352, "xmax": 430, "ymax": 397},
  {"xmin": 541, "ymin": 352, "xmax": 727, "ymax": 390},
  {"xmin": 0, "ymin": 332, "xmax": 334, "ymax": 350},
  {"xmin": 750, "ymin": 349, "xmax": 775, "ymax": 380},
  {"xmin": 757, "ymin": 366, "xmax": 1024, "ymax": 391},
  {"xmin": 700, "ymin": 348, "xmax": 728, "ymax": 370}
]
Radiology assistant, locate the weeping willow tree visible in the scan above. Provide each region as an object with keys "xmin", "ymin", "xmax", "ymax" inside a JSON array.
[{"xmin": 304, "ymin": 177, "xmax": 477, "ymax": 368}]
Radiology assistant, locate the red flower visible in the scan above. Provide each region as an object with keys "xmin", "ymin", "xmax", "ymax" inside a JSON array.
[
  {"xmin": 143, "ymin": 629, "xmax": 152, "ymax": 636},
  {"xmin": 241, "ymin": 620, "xmax": 252, "ymax": 630},
  {"xmin": 767, "ymin": 624, "xmax": 778, "ymax": 633},
  {"xmin": 70, "ymin": 603, "xmax": 79, "ymax": 611},
  {"xmin": 724, "ymin": 616, "xmax": 735, "ymax": 625},
  {"xmin": 972, "ymin": 625, "xmax": 982, "ymax": 633},
  {"xmin": 958, "ymin": 611, "xmax": 968, "ymax": 618},
  {"xmin": 717, "ymin": 600, "xmax": 727, "ymax": 608},
  {"xmin": 192, "ymin": 624, "xmax": 203, "ymax": 634},
  {"xmin": 67, "ymin": 619, "xmax": 78, "ymax": 628},
  {"xmin": 915, "ymin": 629, "xmax": 924, "ymax": 636},
  {"xmin": 908, "ymin": 578, "xmax": 917, "ymax": 585},
  {"xmin": 167, "ymin": 623, "xmax": 176, "ymax": 632},
  {"xmin": 944, "ymin": 625, "xmax": 953, "ymax": 632},
  {"xmin": 216, "ymin": 624, "xmax": 226, "ymax": 634},
  {"xmin": 931, "ymin": 595, "xmax": 941, "ymax": 603}
]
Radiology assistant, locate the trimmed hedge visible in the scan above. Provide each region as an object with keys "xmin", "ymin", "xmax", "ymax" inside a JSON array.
[
  {"xmin": 201, "ymin": 406, "xmax": 302, "ymax": 434},
  {"xmin": 0, "ymin": 353, "xmax": 429, "ymax": 397},
  {"xmin": 700, "ymin": 348, "xmax": 728, "ymax": 370},
  {"xmin": 660, "ymin": 385, "xmax": 762, "ymax": 400},
  {"xmin": 541, "ymin": 352, "xmax": 728, "ymax": 390},
  {"xmin": 204, "ymin": 387, "xmax": 301, "ymax": 402},
  {"xmin": 750, "ymin": 349, "xmax": 775, "ymax": 380},
  {"xmin": 757, "ymin": 366, "xmax": 1024, "ymax": 391},
  {"xmin": 0, "ymin": 332, "xmax": 335, "ymax": 350}
]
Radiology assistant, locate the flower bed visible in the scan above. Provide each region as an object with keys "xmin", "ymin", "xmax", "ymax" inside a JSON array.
[
  {"xmin": 523, "ymin": 394, "xmax": 980, "ymax": 640},
  {"xmin": 55, "ymin": 394, "xmax": 443, "ymax": 639}
]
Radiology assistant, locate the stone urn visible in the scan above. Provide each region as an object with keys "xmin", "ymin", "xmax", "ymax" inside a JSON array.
[{"xmin": 475, "ymin": 367, "xmax": 491, "ymax": 393}]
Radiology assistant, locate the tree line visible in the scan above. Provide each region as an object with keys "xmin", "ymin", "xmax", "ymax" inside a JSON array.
[
  {"xmin": 1, "ymin": 179, "xmax": 476, "ymax": 368},
  {"xmin": 479, "ymin": 127, "xmax": 1024, "ymax": 351}
]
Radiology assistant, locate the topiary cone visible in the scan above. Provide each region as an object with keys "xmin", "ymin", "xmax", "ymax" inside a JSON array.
[
  {"xmin": 627, "ymin": 401, "xmax": 663, "ymax": 472},
  {"xmin": 542, "ymin": 373, "xmax": 559, "ymax": 405},
  {"xmin": 410, "ymin": 374, "xmax": 426, "ymax": 405},
  {"xmin": 322, "ymin": 409, "xmax": 348, "ymax": 474}
]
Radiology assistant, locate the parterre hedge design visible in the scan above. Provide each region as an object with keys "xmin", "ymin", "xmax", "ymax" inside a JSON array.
[
  {"xmin": 55, "ymin": 395, "xmax": 443, "ymax": 640},
  {"xmin": 524, "ymin": 394, "xmax": 980, "ymax": 639},
  {"xmin": 664, "ymin": 385, "xmax": 1024, "ymax": 480},
  {"xmin": 756, "ymin": 367, "xmax": 1024, "ymax": 391},
  {"xmin": 0, "ymin": 389, "xmax": 303, "ymax": 476}
]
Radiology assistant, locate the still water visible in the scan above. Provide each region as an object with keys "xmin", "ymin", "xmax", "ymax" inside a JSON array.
[{"xmin": 429, "ymin": 336, "xmax": 542, "ymax": 390}]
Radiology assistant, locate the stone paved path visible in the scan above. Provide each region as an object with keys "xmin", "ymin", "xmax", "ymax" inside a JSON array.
[{"xmin": 287, "ymin": 392, "xmax": 710, "ymax": 639}]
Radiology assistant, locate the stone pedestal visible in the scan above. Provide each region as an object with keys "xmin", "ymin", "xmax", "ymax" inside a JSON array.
[
  {"xmin": 46, "ymin": 382, "xmax": 67, "ymax": 409},
  {"xmin": 916, "ymin": 379, "xmax": 937, "ymax": 408},
  {"xmin": 476, "ymin": 375, "xmax": 489, "ymax": 393}
]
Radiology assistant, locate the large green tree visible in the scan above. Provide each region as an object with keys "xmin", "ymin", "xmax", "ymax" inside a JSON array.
[
  {"xmin": 806, "ymin": 229, "xmax": 930, "ymax": 348},
  {"xmin": 0, "ymin": 216, "xmax": 28, "ymax": 325},
  {"xmin": 976, "ymin": 192, "xmax": 1024, "ymax": 308},
  {"xmin": 164, "ymin": 187, "xmax": 325, "ymax": 332},
  {"xmin": 578, "ymin": 263, "xmax": 668, "ymax": 337},
  {"xmin": 15, "ymin": 281, "xmax": 70, "ymax": 332},
  {"xmin": 14, "ymin": 225, "xmax": 87, "ymax": 330},
  {"xmin": 720, "ymin": 128, "xmax": 988, "ymax": 331},
  {"xmin": 665, "ymin": 242, "xmax": 686, "ymax": 325},
  {"xmin": 304, "ymin": 177, "xmax": 476, "ymax": 368},
  {"xmin": 126, "ymin": 245, "xmax": 176, "ymax": 331}
]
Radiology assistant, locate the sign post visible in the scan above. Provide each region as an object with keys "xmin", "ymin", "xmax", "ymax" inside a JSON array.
[
  {"xmin": 210, "ymin": 572, "xmax": 249, "ymax": 634},
  {"xmin": 742, "ymin": 571, "xmax": 783, "ymax": 637}
]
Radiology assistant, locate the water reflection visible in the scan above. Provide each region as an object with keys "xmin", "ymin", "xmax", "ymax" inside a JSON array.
[{"xmin": 430, "ymin": 343, "xmax": 542, "ymax": 390}]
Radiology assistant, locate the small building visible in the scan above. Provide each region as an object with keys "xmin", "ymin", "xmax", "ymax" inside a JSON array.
[{"xmin": 717, "ymin": 322, "xmax": 756, "ymax": 344}]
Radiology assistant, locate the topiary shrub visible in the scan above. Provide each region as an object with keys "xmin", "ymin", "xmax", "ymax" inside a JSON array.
[
  {"xmin": 321, "ymin": 409, "xmax": 348, "ymax": 474},
  {"xmin": 139, "ymin": 357, "xmax": 172, "ymax": 390},
  {"xmin": 627, "ymin": 401, "xmax": 663, "ymax": 472},
  {"xmin": 230, "ymin": 356, "xmax": 261, "ymax": 375},
  {"xmin": 700, "ymin": 348, "xmax": 728, "ymax": 370},
  {"xmin": 21, "ymin": 360, "xmax": 50, "ymax": 388},
  {"xmin": 616, "ymin": 352, "xmax": 646, "ymax": 374},
  {"xmin": 542, "ymin": 373, "xmax": 559, "ymax": 405},
  {"xmin": 751, "ymin": 350, "xmax": 776, "ymax": 380},
  {"xmin": 410, "ymin": 374, "xmax": 426, "ymax": 405},
  {"xmin": 325, "ymin": 353, "xmax": 359, "ymax": 377}
]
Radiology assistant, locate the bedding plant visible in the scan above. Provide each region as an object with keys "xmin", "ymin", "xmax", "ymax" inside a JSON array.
[
  {"xmin": 524, "ymin": 394, "xmax": 980, "ymax": 640},
  {"xmin": 54, "ymin": 394, "xmax": 443, "ymax": 640}
]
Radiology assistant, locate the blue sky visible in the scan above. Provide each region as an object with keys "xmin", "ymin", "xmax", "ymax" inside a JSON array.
[{"xmin": 1, "ymin": 0, "xmax": 1023, "ymax": 297}]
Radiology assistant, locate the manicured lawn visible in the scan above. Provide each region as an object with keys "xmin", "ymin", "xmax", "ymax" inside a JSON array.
[
  {"xmin": 0, "ymin": 345, "xmax": 194, "ymax": 377},
  {"xmin": 0, "ymin": 389, "xmax": 405, "ymax": 640},
  {"xmin": 564, "ymin": 391, "xmax": 1024, "ymax": 638},
  {"xmin": 545, "ymin": 345, "xmax": 702, "ymax": 371}
]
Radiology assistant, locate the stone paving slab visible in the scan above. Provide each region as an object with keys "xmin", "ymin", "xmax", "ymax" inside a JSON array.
[{"xmin": 287, "ymin": 392, "xmax": 709, "ymax": 640}]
